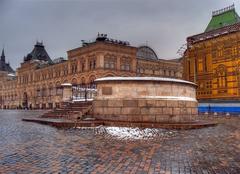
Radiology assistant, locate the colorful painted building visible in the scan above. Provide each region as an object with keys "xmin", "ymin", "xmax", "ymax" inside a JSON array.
[{"xmin": 183, "ymin": 4, "xmax": 240, "ymax": 113}]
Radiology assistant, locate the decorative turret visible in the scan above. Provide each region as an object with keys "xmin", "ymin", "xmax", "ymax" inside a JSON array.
[
  {"xmin": 187, "ymin": 4, "xmax": 240, "ymax": 45},
  {"xmin": 1, "ymin": 48, "xmax": 5, "ymax": 62},
  {"xmin": 0, "ymin": 48, "xmax": 14, "ymax": 73},
  {"xmin": 205, "ymin": 4, "xmax": 240, "ymax": 32},
  {"xmin": 24, "ymin": 41, "xmax": 52, "ymax": 64},
  {"xmin": 81, "ymin": 33, "xmax": 130, "ymax": 47}
]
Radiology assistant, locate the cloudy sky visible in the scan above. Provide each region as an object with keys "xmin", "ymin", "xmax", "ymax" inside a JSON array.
[{"xmin": 0, "ymin": 0, "xmax": 239, "ymax": 69}]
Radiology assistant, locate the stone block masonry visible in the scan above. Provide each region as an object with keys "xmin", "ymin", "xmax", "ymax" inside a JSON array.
[
  {"xmin": 93, "ymin": 77, "xmax": 198, "ymax": 123},
  {"xmin": 93, "ymin": 99, "xmax": 197, "ymax": 123}
]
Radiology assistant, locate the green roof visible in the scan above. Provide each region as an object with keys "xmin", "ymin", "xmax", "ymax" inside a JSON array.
[{"xmin": 205, "ymin": 8, "xmax": 240, "ymax": 32}]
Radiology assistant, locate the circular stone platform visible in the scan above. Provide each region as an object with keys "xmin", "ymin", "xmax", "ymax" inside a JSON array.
[{"xmin": 93, "ymin": 77, "xmax": 198, "ymax": 123}]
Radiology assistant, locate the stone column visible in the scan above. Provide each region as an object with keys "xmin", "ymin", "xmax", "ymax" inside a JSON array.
[
  {"xmin": 98, "ymin": 52, "xmax": 104, "ymax": 68},
  {"xmin": 61, "ymin": 83, "xmax": 72, "ymax": 102}
]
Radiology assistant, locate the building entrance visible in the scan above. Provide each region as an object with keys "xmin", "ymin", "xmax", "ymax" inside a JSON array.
[{"xmin": 22, "ymin": 92, "xmax": 28, "ymax": 109}]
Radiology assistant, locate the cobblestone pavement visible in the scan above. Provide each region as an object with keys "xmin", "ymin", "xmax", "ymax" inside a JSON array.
[{"xmin": 0, "ymin": 110, "xmax": 239, "ymax": 174}]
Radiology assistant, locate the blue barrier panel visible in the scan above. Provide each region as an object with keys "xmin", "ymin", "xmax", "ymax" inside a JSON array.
[{"xmin": 198, "ymin": 106, "xmax": 240, "ymax": 113}]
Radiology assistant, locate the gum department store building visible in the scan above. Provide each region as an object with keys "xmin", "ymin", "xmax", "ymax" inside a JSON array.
[{"xmin": 0, "ymin": 34, "xmax": 182, "ymax": 109}]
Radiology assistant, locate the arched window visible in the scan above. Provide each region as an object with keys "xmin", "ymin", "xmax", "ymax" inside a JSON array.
[
  {"xmin": 235, "ymin": 63, "xmax": 240, "ymax": 90},
  {"xmin": 56, "ymin": 81, "xmax": 62, "ymax": 96},
  {"xmin": 88, "ymin": 57, "xmax": 96, "ymax": 70},
  {"xmin": 89, "ymin": 75, "xmax": 96, "ymax": 88},
  {"xmin": 215, "ymin": 65, "xmax": 227, "ymax": 88},
  {"xmin": 104, "ymin": 54, "xmax": 116, "ymax": 69},
  {"xmin": 42, "ymin": 85, "xmax": 47, "ymax": 97},
  {"xmin": 80, "ymin": 77, "xmax": 86, "ymax": 87},
  {"xmin": 71, "ymin": 78, "xmax": 78, "ymax": 86},
  {"xmin": 120, "ymin": 57, "xmax": 131, "ymax": 71},
  {"xmin": 48, "ymin": 83, "xmax": 53, "ymax": 96}
]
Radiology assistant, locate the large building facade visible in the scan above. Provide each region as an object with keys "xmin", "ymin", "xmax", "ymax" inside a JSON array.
[
  {"xmin": 0, "ymin": 34, "xmax": 182, "ymax": 109},
  {"xmin": 183, "ymin": 5, "xmax": 240, "ymax": 102}
]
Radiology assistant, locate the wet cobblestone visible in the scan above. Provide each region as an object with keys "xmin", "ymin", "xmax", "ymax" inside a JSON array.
[{"xmin": 0, "ymin": 110, "xmax": 239, "ymax": 173}]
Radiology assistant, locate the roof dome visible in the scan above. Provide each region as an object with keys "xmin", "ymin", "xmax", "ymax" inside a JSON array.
[{"xmin": 136, "ymin": 46, "xmax": 158, "ymax": 60}]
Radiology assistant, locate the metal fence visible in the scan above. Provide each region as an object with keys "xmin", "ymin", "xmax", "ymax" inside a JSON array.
[{"xmin": 72, "ymin": 84, "xmax": 97, "ymax": 101}]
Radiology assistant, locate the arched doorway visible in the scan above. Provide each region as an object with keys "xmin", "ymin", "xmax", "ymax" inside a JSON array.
[
  {"xmin": 81, "ymin": 77, "xmax": 86, "ymax": 86},
  {"xmin": 23, "ymin": 92, "xmax": 28, "ymax": 109},
  {"xmin": 0, "ymin": 96, "xmax": 2, "ymax": 107}
]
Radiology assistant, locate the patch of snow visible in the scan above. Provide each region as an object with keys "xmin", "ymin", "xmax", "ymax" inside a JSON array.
[
  {"xmin": 104, "ymin": 127, "xmax": 156, "ymax": 140},
  {"xmin": 75, "ymin": 127, "xmax": 95, "ymax": 129},
  {"xmin": 72, "ymin": 98, "xmax": 93, "ymax": 101},
  {"xmin": 91, "ymin": 126, "xmax": 176, "ymax": 141},
  {"xmin": 61, "ymin": 83, "xmax": 72, "ymax": 86},
  {"xmin": 95, "ymin": 77, "xmax": 196, "ymax": 86},
  {"xmin": 7, "ymin": 73, "xmax": 16, "ymax": 77}
]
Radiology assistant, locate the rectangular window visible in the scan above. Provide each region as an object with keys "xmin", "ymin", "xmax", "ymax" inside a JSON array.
[
  {"xmin": 232, "ymin": 46, "xmax": 238, "ymax": 56},
  {"xmin": 37, "ymin": 90, "xmax": 41, "ymax": 97},
  {"xmin": 82, "ymin": 63, "xmax": 85, "ymax": 71},
  {"xmin": 110, "ymin": 62, "xmax": 115, "ymax": 69},
  {"xmin": 218, "ymin": 49, "xmax": 223, "ymax": 57},
  {"xmin": 104, "ymin": 56, "xmax": 116, "ymax": 70},
  {"xmin": 121, "ymin": 63, "xmax": 131, "ymax": 71},
  {"xmin": 104, "ymin": 62, "xmax": 109, "ymax": 68},
  {"xmin": 56, "ymin": 87, "xmax": 63, "ymax": 95},
  {"xmin": 198, "ymin": 58, "xmax": 203, "ymax": 72},
  {"xmin": 89, "ymin": 60, "xmax": 96, "ymax": 70},
  {"xmin": 104, "ymin": 61, "xmax": 115, "ymax": 69}
]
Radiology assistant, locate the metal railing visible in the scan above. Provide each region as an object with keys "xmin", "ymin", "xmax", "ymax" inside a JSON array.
[{"xmin": 72, "ymin": 84, "xmax": 97, "ymax": 101}]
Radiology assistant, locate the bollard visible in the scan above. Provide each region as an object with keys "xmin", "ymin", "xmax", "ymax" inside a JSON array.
[{"xmin": 226, "ymin": 112, "xmax": 230, "ymax": 119}]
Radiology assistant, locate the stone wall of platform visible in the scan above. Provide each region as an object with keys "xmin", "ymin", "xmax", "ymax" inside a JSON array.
[
  {"xmin": 93, "ymin": 77, "xmax": 198, "ymax": 123},
  {"xmin": 93, "ymin": 99, "xmax": 197, "ymax": 123}
]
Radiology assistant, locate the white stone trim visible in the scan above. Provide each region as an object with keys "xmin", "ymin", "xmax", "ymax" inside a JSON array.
[
  {"xmin": 95, "ymin": 77, "xmax": 196, "ymax": 86},
  {"xmin": 141, "ymin": 96, "xmax": 197, "ymax": 101},
  {"xmin": 61, "ymin": 83, "xmax": 72, "ymax": 86}
]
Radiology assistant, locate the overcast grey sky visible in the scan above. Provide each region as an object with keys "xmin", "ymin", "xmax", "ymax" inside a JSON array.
[{"xmin": 0, "ymin": 0, "xmax": 239, "ymax": 69}]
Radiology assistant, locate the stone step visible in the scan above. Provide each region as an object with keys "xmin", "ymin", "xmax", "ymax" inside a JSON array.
[
  {"xmin": 40, "ymin": 101, "xmax": 93, "ymax": 120},
  {"xmin": 54, "ymin": 108, "xmax": 88, "ymax": 112},
  {"xmin": 60, "ymin": 105, "xmax": 91, "ymax": 109},
  {"xmin": 61, "ymin": 105, "xmax": 91, "ymax": 109}
]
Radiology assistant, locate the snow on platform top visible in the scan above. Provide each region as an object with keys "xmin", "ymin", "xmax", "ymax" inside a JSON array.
[
  {"xmin": 7, "ymin": 73, "xmax": 16, "ymax": 77},
  {"xmin": 95, "ymin": 77, "xmax": 196, "ymax": 86},
  {"xmin": 61, "ymin": 83, "xmax": 72, "ymax": 86}
]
